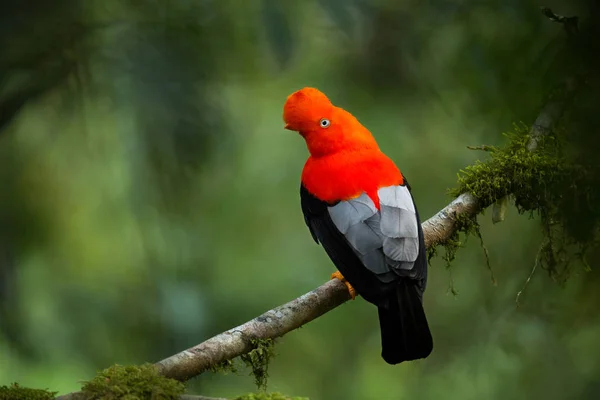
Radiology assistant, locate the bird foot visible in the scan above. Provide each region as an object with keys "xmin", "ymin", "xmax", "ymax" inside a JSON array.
[{"xmin": 330, "ymin": 271, "xmax": 356, "ymax": 300}]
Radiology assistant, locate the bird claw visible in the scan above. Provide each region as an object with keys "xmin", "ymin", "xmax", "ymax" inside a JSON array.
[{"xmin": 330, "ymin": 271, "xmax": 357, "ymax": 300}]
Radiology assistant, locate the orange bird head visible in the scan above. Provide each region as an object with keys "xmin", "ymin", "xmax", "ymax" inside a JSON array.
[{"xmin": 283, "ymin": 87, "xmax": 379, "ymax": 157}]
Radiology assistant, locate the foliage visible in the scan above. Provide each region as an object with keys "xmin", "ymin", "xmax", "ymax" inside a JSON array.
[{"xmin": 79, "ymin": 364, "xmax": 185, "ymax": 400}]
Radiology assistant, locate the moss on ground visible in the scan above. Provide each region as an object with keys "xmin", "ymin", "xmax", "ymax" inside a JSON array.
[
  {"xmin": 0, "ymin": 383, "xmax": 57, "ymax": 400},
  {"xmin": 79, "ymin": 363, "xmax": 185, "ymax": 399}
]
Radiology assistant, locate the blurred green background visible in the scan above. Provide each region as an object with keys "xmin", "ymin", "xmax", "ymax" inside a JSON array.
[{"xmin": 1, "ymin": 0, "xmax": 599, "ymax": 399}]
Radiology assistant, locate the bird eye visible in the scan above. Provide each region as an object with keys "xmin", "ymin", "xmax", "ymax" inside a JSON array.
[{"xmin": 319, "ymin": 118, "xmax": 331, "ymax": 128}]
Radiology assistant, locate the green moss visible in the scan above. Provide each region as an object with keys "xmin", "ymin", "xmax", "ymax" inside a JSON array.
[
  {"xmin": 428, "ymin": 208, "xmax": 494, "ymax": 295},
  {"xmin": 448, "ymin": 122, "xmax": 571, "ymax": 211},
  {"xmin": 240, "ymin": 338, "xmax": 276, "ymax": 391},
  {"xmin": 208, "ymin": 338, "xmax": 276, "ymax": 390},
  {"xmin": 435, "ymin": 122, "xmax": 598, "ymax": 291},
  {"xmin": 233, "ymin": 392, "xmax": 308, "ymax": 400},
  {"xmin": 0, "ymin": 383, "xmax": 57, "ymax": 400},
  {"xmin": 80, "ymin": 363, "xmax": 185, "ymax": 399},
  {"xmin": 440, "ymin": 230, "xmax": 460, "ymax": 296},
  {"xmin": 209, "ymin": 359, "xmax": 238, "ymax": 374}
]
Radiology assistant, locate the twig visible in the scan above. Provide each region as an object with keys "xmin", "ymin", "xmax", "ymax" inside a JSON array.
[
  {"xmin": 515, "ymin": 243, "xmax": 544, "ymax": 306},
  {"xmin": 475, "ymin": 228, "xmax": 496, "ymax": 285},
  {"xmin": 540, "ymin": 7, "xmax": 579, "ymax": 34}
]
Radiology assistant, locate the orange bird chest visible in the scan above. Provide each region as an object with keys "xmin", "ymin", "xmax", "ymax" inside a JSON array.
[{"xmin": 301, "ymin": 151, "xmax": 403, "ymax": 209}]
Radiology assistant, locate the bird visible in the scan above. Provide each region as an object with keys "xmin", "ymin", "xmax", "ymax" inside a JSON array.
[{"xmin": 283, "ymin": 87, "xmax": 433, "ymax": 364}]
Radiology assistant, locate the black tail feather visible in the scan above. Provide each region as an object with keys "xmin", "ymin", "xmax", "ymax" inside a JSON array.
[{"xmin": 377, "ymin": 280, "xmax": 433, "ymax": 364}]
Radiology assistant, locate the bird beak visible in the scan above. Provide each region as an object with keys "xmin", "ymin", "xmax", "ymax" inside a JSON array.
[{"xmin": 284, "ymin": 123, "xmax": 293, "ymax": 130}]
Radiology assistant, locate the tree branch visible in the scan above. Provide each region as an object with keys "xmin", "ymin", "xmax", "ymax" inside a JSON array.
[
  {"xmin": 540, "ymin": 6, "xmax": 579, "ymax": 35},
  {"xmin": 156, "ymin": 278, "xmax": 351, "ymax": 381},
  {"xmin": 153, "ymin": 190, "xmax": 484, "ymax": 382}
]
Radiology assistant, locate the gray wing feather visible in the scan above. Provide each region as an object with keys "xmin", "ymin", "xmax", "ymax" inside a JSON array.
[
  {"xmin": 383, "ymin": 237, "xmax": 419, "ymax": 263},
  {"xmin": 379, "ymin": 186, "xmax": 416, "ymax": 212},
  {"xmin": 380, "ymin": 206, "xmax": 418, "ymax": 238},
  {"xmin": 327, "ymin": 185, "xmax": 420, "ymax": 281},
  {"xmin": 378, "ymin": 185, "xmax": 419, "ymax": 266},
  {"xmin": 358, "ymin": 250, "xmax": 395, "ymax": 280},
  {"xmin": 345, "ymin": 221, "xmax": 382, "ymax": 255},
  {"xmin": 379, "ymin": 186, "xmax": 418, "ymax": 238},
  {"xmin": 328, "ymin": 193, "xmax": 377, "ymax": 234}
]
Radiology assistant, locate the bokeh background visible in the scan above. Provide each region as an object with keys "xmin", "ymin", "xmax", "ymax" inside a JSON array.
[{"xmin": 1, "ymin": 0, "xmax": 599, "ymax": 399}]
